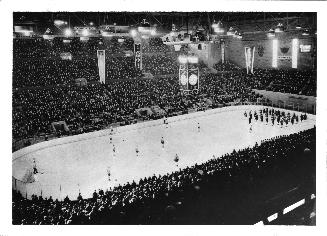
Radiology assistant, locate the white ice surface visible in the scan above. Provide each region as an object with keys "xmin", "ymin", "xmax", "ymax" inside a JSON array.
[{"xmin": 12, "ymin": 105, "xmax": 315, "ymax": 200}]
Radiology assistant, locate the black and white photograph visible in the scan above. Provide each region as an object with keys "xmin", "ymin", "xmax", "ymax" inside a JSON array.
[{"xmin": 1, "ymin": 0, "xmax": 327, "ymax": 235}]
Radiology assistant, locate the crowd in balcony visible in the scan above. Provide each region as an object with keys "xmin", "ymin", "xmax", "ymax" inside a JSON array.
[
  {"xmin": 214, "ymin": 61, "xmax": 241, "ymax": 71},
  {"xmin": 13, "ymin": 38, "xmax": 316, "ymax": 97},
  {"xmin": 246, "ymin": 68, "xmax": 317, "ymax": 96},
  {"xmin": 13, "ymin": 58, "xmax": 100, "ymax": 88},
  {"xmin": 142, "ymin": 37, "xmax": 173, "ymax": 53}
]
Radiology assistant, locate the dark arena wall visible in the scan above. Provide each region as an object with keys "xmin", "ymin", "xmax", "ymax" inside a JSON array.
[{"xmin": 224, "ymin": 33, "xmax": 316, "ymax": 70}]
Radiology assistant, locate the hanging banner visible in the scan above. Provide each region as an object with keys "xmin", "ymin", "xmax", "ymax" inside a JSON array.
[
  {"xmin": 244, "ymin": 46, "xmax": 255, "ymax": 74},
  {"xmin": 277, "ymin": 39, "xmax": 292, "ymax": 68},
  {"xmin": 134, "ymin": 43, "xmax": 142, "ymax": 70},
  {"xmin": 221, "ymin": 41, "xmax": 225, "ymax": 63},
  {"xmin": 188, "ymin": 67, "xmax": 199, "ymax": 91},
  {"xmin": 179, "ymin": 65, "xmax": 188, "ymax": 91},
  {"xmin": 97, "ymin": 50, "xmax": 106, "ymax": 83}
]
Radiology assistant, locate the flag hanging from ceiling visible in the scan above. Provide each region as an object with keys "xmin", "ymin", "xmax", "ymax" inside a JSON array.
[{"xmin": 97, "ymin": 50, "xmax": 106, "ymax": 83}]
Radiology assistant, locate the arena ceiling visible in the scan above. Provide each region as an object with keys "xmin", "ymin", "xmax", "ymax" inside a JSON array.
[
  {"xmin": 13, "ymin": 12, "xmax": 316, "ymax": 28},
  {"xmin": 13, "ymin": 12, "xmax": 316, "ymax": 33}
]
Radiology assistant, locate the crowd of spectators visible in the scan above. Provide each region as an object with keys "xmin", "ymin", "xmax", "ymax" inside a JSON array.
[
  {"xmin": 142, "ymin": 54, "xmax": 179, "ymax": 75},
  {"xmin": 263, "ymin": 69, "xmax": 316, "ymax": 96},
  {"xmin": 13, "ymin": 37, "xmax": 134, "ymax": 59},
  {"xmin": 212, "ymin": 62, "xmax": 316, "ymax": 96},
  {"xmin": 13, "ymin": 38, "xmax": 53, "ymax": 59},
  {"xmin": 13, "ymin": 58, "xmax": 100, "ymax": 88},
  {"xmin": 13, "ymin": 38, "xmax": 179, "ymax": 88},
  {"xmin": 242, "ymin": 68, "xmax": 316, "ymax": 96},
  {"xmin": 199, "ymin": 72, "xmax": 258, "ymax": 104},
  {"xmin": 106, "ymin": 57, "xmax": 142, "ymax": 80},
  {"xmin": 12, "ymin": 127, "xmax": 316, "ymax": 224},
  {"xmin": 142, "ymin": 37, "xmax": 173, "ymax": 53},
  {"xmin": 12, "ymin": 73, "xmax": 260, "ymax": 141},
  {"xmin": 13, "ymin": 38, "xmax": 316, "ymax": 97},
  {"xmin": 103, "ymin": 37, "xmax": 134, "ymax": 54},
  {"xmin": 214, "ymin": 61, "xmax": 241, "ymax": 71}
]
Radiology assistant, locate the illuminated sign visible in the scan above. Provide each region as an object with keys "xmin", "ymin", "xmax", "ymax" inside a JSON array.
[
  {"xmin": 292, "ymin": 39, "xmax": 298, "ymax": 68},
  {"xmin": 73, "ymin": 26, "xmax": 99, "ymax": 36},
  {"xmin": 300, "ymin": 44, "xmax": 311, "ymax": 53},
  {"xmin": 272, "ymin": 39, "xmax": 278, "ymax": 68}
]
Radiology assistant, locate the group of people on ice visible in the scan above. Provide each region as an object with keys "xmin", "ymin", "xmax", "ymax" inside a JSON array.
[{"xmin": 244, "ymin": 107, "xmax": 308, "ymax": 131}]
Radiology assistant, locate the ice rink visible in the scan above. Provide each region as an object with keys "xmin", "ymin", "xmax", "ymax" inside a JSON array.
[{"xmin": 12, "ymin": 105, "xmax": 316, "ymax": 200}]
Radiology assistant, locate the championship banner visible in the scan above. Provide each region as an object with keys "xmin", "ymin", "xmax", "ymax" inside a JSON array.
[
  {"xmin": 134, "ymin": 43, "xmax": 142, "ymax": 70},
  {"xmin": 179, "ymin": 65, "xmax": 188, "ymax": 91},
  {"xmin": 278, "ymin": 39, "xmax": 292, "ymax": 68},
  {"xmin": 279, "ymin": 39, "xmax": 292, "ymax": 57},
  {"xmin": 97, "ymin": 50, "xmax": 106, "ymax": 84},
  {"xmin": 244, "ymin": 46, "xmax": 255, "ymax": 74}
]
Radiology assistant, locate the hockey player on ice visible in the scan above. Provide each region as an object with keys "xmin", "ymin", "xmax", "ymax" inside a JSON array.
[
  {"xmin": 161, "ymin": 137, "xmax": 165, "ymax": 148},
  {"xmin": 31, "ymin": 158, "xmax": 38, "ymax": 175},
  {"xmin": 174, "ymin": 154, "xmax": 179, "ymax": 166},
  {"xmin": 244, "ymin": 111, "xmax": 247, "ymax": 118},
  {"xmin": 136, "ymin": 146, "xmax": 139, "ymax": 157},
  {"xmin": 174, "ymin": 153, "xmax": 179, "ymax": 163},
  {"xmin": 32, "ymin": 158, "xmax": 45, "ymax": 175},
  {"xmin": 107, "ymin": 167, "xmax": 111, "ymax": 181}
]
